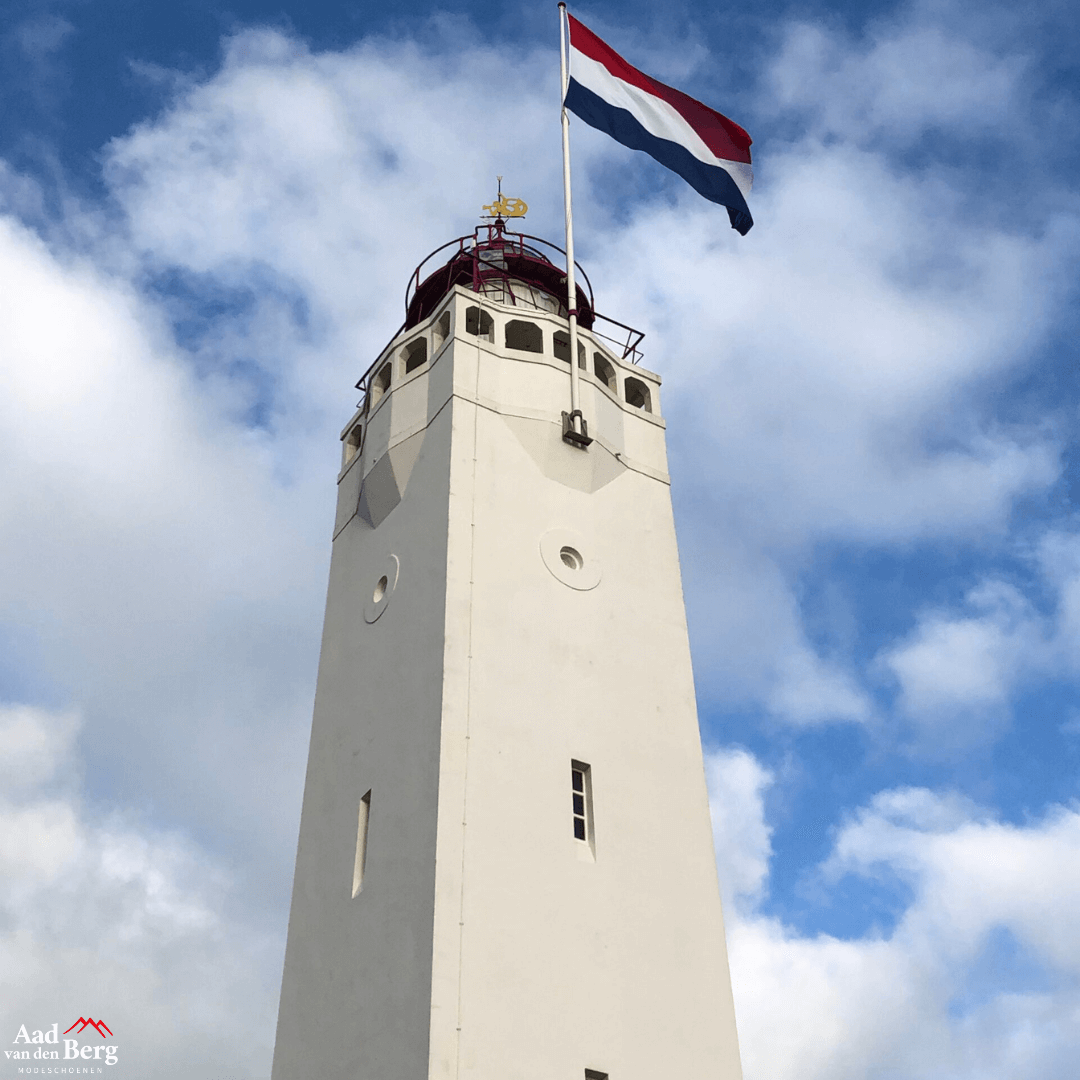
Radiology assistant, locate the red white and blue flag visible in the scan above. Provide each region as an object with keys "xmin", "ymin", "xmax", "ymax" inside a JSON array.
[{"xmin": 563, "ymin": 14, "xmax": 754, "ymax": 235}]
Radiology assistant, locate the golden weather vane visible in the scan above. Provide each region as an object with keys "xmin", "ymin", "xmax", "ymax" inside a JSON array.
[{"xmin": 482, "ymin": 176, "xmax": 528, "ymax": 219}]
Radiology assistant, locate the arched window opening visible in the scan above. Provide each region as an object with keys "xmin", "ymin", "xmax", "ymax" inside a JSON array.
[
  {"xmin": 465, "ymin": 306, "xmax": 494, "ymax": 341},
  {"xmin": 343, "ymin": 422, "xmax": 364, "ymax": 467},
  {"xmin": 624, "ymin": 377, "xmax": 651, "ymax": 412},
  {"xmin": 505, "ymin": 319, "xmax": 543, "ymax": 354},
  {"xmin": 553, "ymin": 331, "xmax": 586, "ymax": 368},
  {"xmin": 371, "ymin": 362, "xmax": 392, "ymax": 407},
  {"xmin": 401, "ymin": 337, "xmax": 428, "ymax": 375},
  {"xmin": 593, "ymin": 353, "xmax": 617, "ymax": 391},
  {"xmin": 433, "ymin": 310, "xmax": 451, "ymax": 350}
]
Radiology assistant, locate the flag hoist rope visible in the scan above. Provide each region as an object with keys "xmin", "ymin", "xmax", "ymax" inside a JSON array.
[{"xmin": 558, "ymin": 2, "xmax": 589, "ymax": 447}]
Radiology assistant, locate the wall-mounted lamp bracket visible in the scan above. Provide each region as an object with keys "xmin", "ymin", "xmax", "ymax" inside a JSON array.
[{"xmin": 562, "ymin": 410, "xmax": 592, "ymax": 449}]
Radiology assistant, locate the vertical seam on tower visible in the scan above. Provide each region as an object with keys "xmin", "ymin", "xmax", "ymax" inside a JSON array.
[{"xmin": 453, "ymin": 326, "xmax": 482, "ymax": 1079}]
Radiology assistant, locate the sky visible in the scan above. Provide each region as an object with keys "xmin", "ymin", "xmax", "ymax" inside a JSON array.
[{"xmin": 1, "ymin": 0, "xmax": 1079, "ymax": 1077}]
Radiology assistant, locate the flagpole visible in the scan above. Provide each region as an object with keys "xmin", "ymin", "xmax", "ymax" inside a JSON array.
[{"xmin": 558, "ymin": 2, "xmax": 590, "ymax": 447}]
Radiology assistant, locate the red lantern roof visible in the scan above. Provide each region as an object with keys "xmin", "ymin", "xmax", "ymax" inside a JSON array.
[{"xmin": 405, "ymin": 221, "xmax": 596, "ymax": 330}]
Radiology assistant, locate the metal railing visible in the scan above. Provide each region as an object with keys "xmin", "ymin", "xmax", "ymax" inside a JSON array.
[{"xmin": 354, "ymin": 225, "xmax": 647, "ymax": 410}]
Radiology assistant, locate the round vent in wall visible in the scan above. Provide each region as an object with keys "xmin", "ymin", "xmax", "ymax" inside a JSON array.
[
  {"xmin": 364, "ymin": 554, "xmax": 400, "ymax": 623},
  {"xmin": 539, "ymin": 529, "xmax": 601, "ymax": 591}
]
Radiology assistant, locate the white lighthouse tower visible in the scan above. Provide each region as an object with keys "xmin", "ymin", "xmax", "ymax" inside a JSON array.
[{"xmin": 271, "ymin": 206, "xmax": 743, "ymax": 1080}]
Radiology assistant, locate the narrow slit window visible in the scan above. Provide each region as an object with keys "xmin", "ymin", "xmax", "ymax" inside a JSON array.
[
  {"xmin": 571, "ymin": 761, "xmax": 593, "ymax": 851},
  {"xmin": 352, "ymin": 790, "xmax": 371, "ymax": 898}
]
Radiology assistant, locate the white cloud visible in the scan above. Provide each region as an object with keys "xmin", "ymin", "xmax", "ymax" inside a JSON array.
[
  {"xmin": 564, "ymin": 11, "xmax": 1075, "ymax": 726},
  {"xmin": 103, "ymin": 27, "xmax": 565, "ymax": 413},
  {"xmin": 767, "ymin": 646, "xmax": 874, "ymax": 725},
  {"xmin": 1061, "ymin": 712, "xmax": 1080, "ymax": 736},
  {"xmin": 0, "ymin": 206, "xmax": 326, "ymax": 872},
  {"xmin": 0, "ymin": 706, "xmax": 278, "ymax": 1078},
  {"xmin": 0, "ymin": 704, "xmax": 78, "ymax": 789},
  {"xmin": 715, "ymin": 759, "xmax": 1080, "ymax": 1080},
  {"xmin": 1037, "ymin": 529, "xmax": 1080, "ymax": 655},
  {"xmin": 595, "ymin": 137, "xmax": 1067, "ymax": 719},
  {"xmin": 11, "ymin": 14, "xmax": 74, "ymax": 64},
  {"xmin": 876, "ymin": 580, "xmax": 1045, "ymax": 743},
  {"xmin": 706, "ymin": 748, "xmax": 774, "ymax": 913},
  {"xmin": 83, "ymin": 18, "xmax": 1075, "ymax": 739},
  {"xmin": 765, "ymin": 17, "xmax": 1027, "ymax": 145},
  {"xmin": 0, "ymin": 6, "xmax": 1076, "ymax": 1077},
  {"xmin": 873, "ymin": 530, "xmax": 1080, "ymax": 745}
]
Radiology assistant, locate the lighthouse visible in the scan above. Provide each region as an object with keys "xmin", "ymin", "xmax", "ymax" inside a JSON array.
[{"xmin": 270, "ymin": 205, "xmax": 743, "ymax": 1080}]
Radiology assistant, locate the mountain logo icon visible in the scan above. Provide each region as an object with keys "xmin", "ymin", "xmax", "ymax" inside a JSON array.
[{"xmin": 63, "ymin": 1018, "xmax": 113, "ymax": 1039}]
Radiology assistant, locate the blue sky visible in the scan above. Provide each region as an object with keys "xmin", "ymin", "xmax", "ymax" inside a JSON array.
[{"xmin": 1, "ymin": 0, "xmax": 1079, "ymax": 1077}]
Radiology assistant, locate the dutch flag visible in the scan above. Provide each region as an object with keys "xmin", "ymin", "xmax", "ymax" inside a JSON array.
[{"xmin": 563, "ymin": 13, "xmax": 754, "ymax": 235}]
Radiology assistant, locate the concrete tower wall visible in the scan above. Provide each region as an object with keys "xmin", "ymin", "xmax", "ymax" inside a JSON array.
[
  {"xmin": 272, "ymin": 412, "xmax": 452, "ymax": 1077},
  {"xmin": 272, "ymin": 285, "xmax": 742, "ymax": 1080}
]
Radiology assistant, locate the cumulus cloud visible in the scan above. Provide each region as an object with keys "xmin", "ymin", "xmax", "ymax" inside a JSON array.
[
  {"xmin": 0, "ymin": 207, "xmax": 324, "ymax": 877},
  {"xmin": 876, "ymin": 580, "xmax": 1045, "ymax": 744},
  {"xmin": 10, "ymin": 14, "xmax": 74, "ymax": 65},
  {"xmin": 597, "ymin": 143, "xmax": 1067, "ymax": 719},
  {"xmin": 716, "ymin": 758, "xmax": 1080, "ymax": 1080},
  {"xmin": 83, "ymin": 15, "xmax": 1075, "ymax": 739},
  {"xmin": 103, "ymin": 26, "xmax": 567, "ymax": 421},
  {"xmin": 0, "ymin": 706, "xmax": 277, "ymax": 1078},
  {"xmin": 94, "ymin": 15, "xmax": 1075, "ymax": 736},
  {"xmin": 707, "ymin": 748, "xmax": 774, "ymax": 913},
  {"xmin": 875, "ymin": 528, "xmax": 1080, "ymax": 745},
  {"xmin": 568, "ymin": 11, "xmax": 1075, "ymax": 725},
  {"xmin": 765, "ymin": 17, "xmax": 1027, "ymax": 146},
  {"xmin": 0, "ymin": 3, "xmax": 1077, "ymax": 1077}
]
